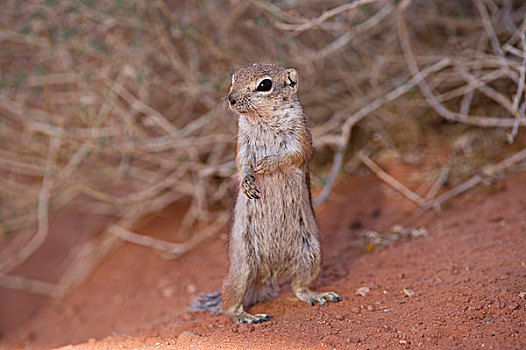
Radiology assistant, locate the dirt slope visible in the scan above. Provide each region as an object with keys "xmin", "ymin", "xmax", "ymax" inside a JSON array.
[{"xmin": 2, "ymin": 171, "xmax": 526, "ymax": 350}]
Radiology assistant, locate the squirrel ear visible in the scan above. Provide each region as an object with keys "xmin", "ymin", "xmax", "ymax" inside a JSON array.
[{"xmin": 285, "ymin": 69, "xmax": 298, "ymax": 90}]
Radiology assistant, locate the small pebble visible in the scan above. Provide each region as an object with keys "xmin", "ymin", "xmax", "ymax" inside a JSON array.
[
  {"xmin": 162, "ymin": 287, "xmax": 175, "ymax": 298},
  {"xmin": 403, "ymin": 289, "xmax": 416, "ymax": 297},
  {"xmin": 356, "ymin": 287, "xmax": 370, "ymax": 297},
  {"xmin": 508, "ymin": 302, "xmax": 520, "ymax": 311},
  {"xmin": 335, "ymin": 315, "xmax": 344, "ymax": 320},
  {"xmin": 367, "ymin": 304, "xmax": 375, "ymax": 311},
  {"xmin": 351, "ymin": 307, "xmax": 361, "ymax": 314},
  {"xmin": 187, "ymin": 284, "xmax": 197, "ymax": 293}
]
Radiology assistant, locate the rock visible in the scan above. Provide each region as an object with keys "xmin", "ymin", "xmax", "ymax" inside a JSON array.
[
  {"xmin": 367, "ymin": 304, "xmax": 375, "ymax": 311},
  {"xmin": 403, "ymin": 288, "xmax": 416, "ymax": 297},
  {"xmin": 162, "ymin": 287, "xmax": 175, "ymax": 298},
  {"xmin": 508, "ymin": 302, "xmax": 520, "ymax": 311},
  {"xmin": 187, "ymin": 284, "xmax": 197, "ymax": 293},
  {"xmin": 356, "ymin": 286, "xmax": 370, "ymax": 297}
]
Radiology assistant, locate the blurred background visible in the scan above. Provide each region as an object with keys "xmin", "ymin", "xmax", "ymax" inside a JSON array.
[{"xmin": 1, "ymin": 0, "xmax": 525, "ymax": 347}]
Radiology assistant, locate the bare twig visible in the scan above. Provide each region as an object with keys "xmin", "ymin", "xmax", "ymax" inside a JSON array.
[
  {"xmin": 276, "ymin": 0, "xmax": 381, "ymax": 33},
  {"xmin": 509, "ymin": 30, "xmax": 526, "ymax": 143},
  {"xmin": 419, "ymin": 147, "xmax": 526, "ymax": 213},
  {"xmin": 0, "ymin": 136, "xmax": 61, "ymax": 273},
  {"xmin": 110, "ymin": 212, "xmax": 228, "ymax": 258},
  {"xmin": 473, "ymin": 0, "xmax": 504, "ymax": 57},
  {"xmin": 459, "ymin": 36, "xmax": 487, "ymax": 116},
  {"xmin": 0, "ymin": 274, "xmax": 56, "ymax": 297},
  {"xmin": 425, "ymin": 161, "xmax": 453, "ymax": 201},
  {"xmin": 304, "ymin": 2, "xmax": 394, "ymax": 61},
  {"xmin": 250, "ymin": 0, "xmax": 305, "ymax": 24},
  {"xmin": 313, "ymin": 144, "xmax": 345, "ymax": 207},
  {"xmin": 397, "ymin": 3, "xmax": 526, "ymax": 128},
  {"xmin": 358, "ymin": 151, "xmax": 425, "ymax": 206},
  {"xmin": 52, "ymin": 230, "xmax": 122, "ymax": 299},
  {"xmin": 105, "ymin": 78, "xmax": 178, "ymax": 136},
  {"xmin": 313, "ymin": 58, "xmax": 450, "ymax": 205},
  {"xmin": 458, "ymin": 68, "xmax": 523, "ymax": 121},
  {"xmin": 512, "ymin": 32, "xmax": 526, "ymax": 111}
]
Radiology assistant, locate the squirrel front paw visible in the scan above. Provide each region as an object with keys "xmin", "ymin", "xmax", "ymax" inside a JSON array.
[
  {"xmin": 242, "ymin": 174, "xmax": 260, "ymax": 199},
  {"xmin": 253, "ymin": 155, "xmax": 278, "ymax": 175}
]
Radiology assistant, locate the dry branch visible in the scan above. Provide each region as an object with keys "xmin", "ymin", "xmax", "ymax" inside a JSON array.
[
  {"xmin": 418, "ymin": 147, "xmax": 526, "ymax": 213},
  {"xmin": 52, "ymin": 230, "xmax": 122, "ymax": 299},
  {"xmin": 110, "ymin": 212, "xmax": 228, "ymax": 258},
  {"xmin": 0, "ymin": 136, "xmax": 61, "ymax": 273},
  {"xmin": 314, "ymin": 58, "xmax": 450, "ymax": 206},
  {"xmin": 358, "ymin": 146, "xmax": 526, "ymax": 216},
  {"xmin": 0, "ymin": 274, "xmax": 56, "ymax": 297},
  {"xmin": 397, "ymin": 2, "xmax": 526, "ymax": 128},
  {"xmin": 358, "ymin": 151, "xmax": 425, "ymax": 206},
  {"xmin": 276, "ymin": 0, "xmax": 381, "ymax": 33}
]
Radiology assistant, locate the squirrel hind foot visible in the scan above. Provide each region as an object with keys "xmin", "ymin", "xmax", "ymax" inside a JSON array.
[
  {"xmin": 295, "ymin": 289, "xmax": 342, "ymax": 306},
  {"xmin": 232, "ymin": 311, "xmax": 273, "ymax": 325}
]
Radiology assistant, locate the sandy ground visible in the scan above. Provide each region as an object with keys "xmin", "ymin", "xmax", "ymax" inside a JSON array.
[{"xmin": 1, "ymin": 169, "xmax": 525, "ymax": 350}]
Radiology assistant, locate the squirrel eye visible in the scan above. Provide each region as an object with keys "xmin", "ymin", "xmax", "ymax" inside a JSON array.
[{"xmin": 256, "ymin": 79, "xmax": 272, "ymax": 92}]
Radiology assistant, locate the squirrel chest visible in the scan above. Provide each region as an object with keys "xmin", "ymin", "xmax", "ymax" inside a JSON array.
[{"xmin": 233, "ymin": 114, "xmax": 316, "ymax": 276}]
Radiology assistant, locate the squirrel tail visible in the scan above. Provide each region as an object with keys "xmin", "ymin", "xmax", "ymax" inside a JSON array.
[{"xmin": 189, "ymin": 291, "xmax": 222, "ymax": 314}]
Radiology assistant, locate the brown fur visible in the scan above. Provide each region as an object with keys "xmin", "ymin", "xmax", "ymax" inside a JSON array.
[{"xmin": 192, "ymin": 63, "xmax": 340, "ymax": 324}]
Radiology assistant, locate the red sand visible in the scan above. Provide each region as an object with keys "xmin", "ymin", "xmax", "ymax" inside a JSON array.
[{"xmin": 1, "ymin": 170, "xmax": 525, "ymax": 350}]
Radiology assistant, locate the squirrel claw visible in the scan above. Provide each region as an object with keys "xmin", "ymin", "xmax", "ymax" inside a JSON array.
[
  {"xmin": 296, "ymin": 290, "xmax": 342, "ymax": 307},
  {"xmin": 242, "ymin": 174, "xmax": 260, "ymax": 199},
  {"xmin": 234, "ymin": 313, "xmax": 272, "ymax": 324},
  {"xmin": 254, "ymin": 156, "xmax": 277, "ymax": 175}
]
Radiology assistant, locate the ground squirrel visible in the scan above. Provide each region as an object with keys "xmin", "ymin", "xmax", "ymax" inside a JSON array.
[{"xmin": 192, "ymin": 63, "xmax": 341, "ymax": 324}]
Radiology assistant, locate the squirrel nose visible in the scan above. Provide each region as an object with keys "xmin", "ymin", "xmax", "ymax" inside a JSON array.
[{"xmin": 228, "ymin": 93, "xmax": 237, "ymax": 106}]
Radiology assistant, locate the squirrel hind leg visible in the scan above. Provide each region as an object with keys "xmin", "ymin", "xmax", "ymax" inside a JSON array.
[
  {"xmin": 222, "ymin": 280, "xmax": 275, "ymax": 324},
  {"xmin": 189, "ymin": 292, "xmax": 222, "ymax": 313},
  {"xmin": 242, "ymin": 282, "xmax": 279, "ymax": 308}
]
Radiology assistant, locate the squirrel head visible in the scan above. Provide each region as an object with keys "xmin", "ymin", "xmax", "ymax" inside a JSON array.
[{"xmin": 228, "ymin": 63, "xmax": 299, "ymax": 117}]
